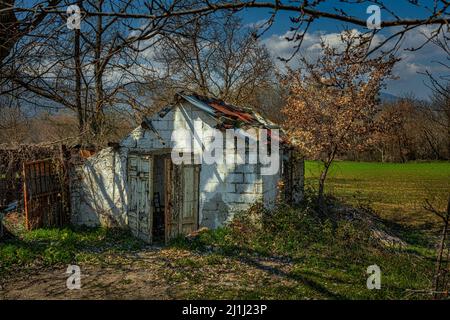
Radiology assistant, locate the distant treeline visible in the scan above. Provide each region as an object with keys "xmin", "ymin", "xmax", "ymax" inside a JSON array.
[
  {"xmin": 344, "ymin": 97, "xmax": 449, "ymax": 162},
  {"xmin": 1, "ymin": 94, "xmax": 448, "ymax": 163}
]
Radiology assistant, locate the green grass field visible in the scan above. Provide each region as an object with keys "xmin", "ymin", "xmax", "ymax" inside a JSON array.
[{"xmin": 305, "ymin": 161, "xmax": 450, "ymax": 228}]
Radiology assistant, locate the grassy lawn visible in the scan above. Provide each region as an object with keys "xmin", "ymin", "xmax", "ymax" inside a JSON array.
[
  {"xmin": 0, "ymin": 222, "xmax": 436, "ymax": 300},
  {"xmin": 0, "ymin": 204, "xmax": 438, "ymax": 299},
  {"xmin": 305, "ymin": 161, "xmax": 450, "ymax": 228},
  {"xmin": 0, "ymin": 225, "xmax": 145, "ymax": 277}
]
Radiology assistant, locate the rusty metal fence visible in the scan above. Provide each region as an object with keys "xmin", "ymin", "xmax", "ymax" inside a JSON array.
[{"xmin": 23, "ymin": 158, "xmax": 70, "ymax": 230}]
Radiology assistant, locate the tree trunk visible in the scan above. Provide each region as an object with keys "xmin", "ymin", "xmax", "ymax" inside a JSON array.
[
  {"xmin": 0, "ymin": 0, "xmax": 18, "ymax": 64},
  {"xmin": 318, "ymin": 171, "xmax": 326, "ymax": 213},
  {"xmin": 447, "ymin": 113, "xmax": 450, "ymax": 160},
  {"xmin": 433, "ymin": 196, "xmax": 450, "ymax": 299},
  {"xmin": 93, "ymin": 0, "xmax": 104, "ymax": 138},
  {"xmin": 74, "ymin": 1, "xmax": 83, "ymax": 141},
  {"xmin": 318, "ymin": 159, "xmax": 333, "ymax": 215},
  {"xmin": 378, "ymin": 146, "xmax": 385, "ymax": 163},
  {"xmin": 317, "ymin": 145, "xmax": 338, "ymax": 216}
]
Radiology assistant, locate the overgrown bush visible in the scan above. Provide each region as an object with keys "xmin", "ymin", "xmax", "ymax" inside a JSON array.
[{"xmin": 173, "ymin": 195, "xmax": 379, "ymax": 261}]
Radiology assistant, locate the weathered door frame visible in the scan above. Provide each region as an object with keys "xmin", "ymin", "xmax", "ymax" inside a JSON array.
[
  {"xmin": 128, "ymin": 151, "xmax": 201, "ymax": 244},
  {"xmin": 164, "ymin": 158, "xmax": 200, "ymax": 243}
]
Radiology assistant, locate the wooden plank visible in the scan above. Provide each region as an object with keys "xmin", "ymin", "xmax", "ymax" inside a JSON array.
[
  {"xmin": 164, "ymin": 157, "xmax": 173, "ymax": 244},
  {"xmin": 193, "ymin": 165, "xmax": 200, "ymax": 231},
  {"xmin": 173, "ymin": 164, "xmax": 182, "ymax": 238},
  {"xmin": 147, "ymin": 156, "xmax": 153, "ymax": 243}
]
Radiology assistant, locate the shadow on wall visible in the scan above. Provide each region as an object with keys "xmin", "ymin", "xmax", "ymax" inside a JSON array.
[{"xmin": 77, "ymin": 148, "xmax": 127, "ymax": 227}]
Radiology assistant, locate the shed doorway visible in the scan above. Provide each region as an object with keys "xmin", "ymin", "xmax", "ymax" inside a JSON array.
[
  {"xmin": 152, "ymin": 154, "xmax": 167, "ymax": 242},
  {"xmin": 127, "ymin": 153, "xmax": 200, "ymax": 244}
]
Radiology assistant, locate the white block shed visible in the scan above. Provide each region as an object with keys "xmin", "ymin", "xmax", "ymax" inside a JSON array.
[{"xmin": 70, "ymin": 92, "xmax": 304, "ymax": 243}]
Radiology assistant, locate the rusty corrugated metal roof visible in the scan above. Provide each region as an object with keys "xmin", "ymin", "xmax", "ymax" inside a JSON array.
[{"xmin": 176, "ymin": 92, "xmax": 278, "ymax": 129}]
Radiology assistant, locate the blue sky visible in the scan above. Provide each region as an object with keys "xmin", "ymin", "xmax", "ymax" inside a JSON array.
[
  {"xmin": 238, "ymin": 1, "xmax": 449, "ymax": 100},
  {"xmin": 21, "ymin": 1, "xmax": 448, "ymax": 100},
  {"xmin": 240, "ymin": 1, "xmax": 435, "ymax": 35}
]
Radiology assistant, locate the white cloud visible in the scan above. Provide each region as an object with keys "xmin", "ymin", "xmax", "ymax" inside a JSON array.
[
  {"xmin": 261, "ymin": 27, "xmax": 448, "ymax": 99},
  {"xmin": 244, "ymin": 19, "xmax": 270, "ymax": 29},
  {"xmin": 263, "ymin": 29, "xmax": 384, "ymax": 65}
]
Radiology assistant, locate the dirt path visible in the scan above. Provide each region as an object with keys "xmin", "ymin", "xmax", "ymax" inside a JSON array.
[
  {"xmin": 0, "ymin": 248, "xmax": 172, "ymax": 299},
  {"xmin": 0, "ymin": 247, "xmax": 297, "ymax": 300}
]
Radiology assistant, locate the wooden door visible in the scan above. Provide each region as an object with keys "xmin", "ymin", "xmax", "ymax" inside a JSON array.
[
  {"xmin": 128, "ymin": 154, "xmax": 153, "ymax": 243},
  {"xmin": 164, "ymin": 158, "xmax": 177, "ymax": 242},
  {"xmin": 165, "ymin": 160, "xmax": 200, "ymax": 242},
  {"xmin": 180, "ymin": 164, "xmax": 200, "ymax": 235}
]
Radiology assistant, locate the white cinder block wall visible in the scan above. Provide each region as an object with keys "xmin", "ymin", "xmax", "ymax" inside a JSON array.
[
  {"xmin": 71, "ymin": 102, "xmax": 283, "ymax": 229},
  {"xmin": 70, "ymin": 147, "xmax": 128, "ymax": 227}
]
